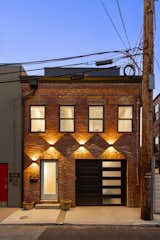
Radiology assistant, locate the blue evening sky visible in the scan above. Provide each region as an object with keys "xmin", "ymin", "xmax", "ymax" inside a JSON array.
[{"xmin": 0, "ymin": 0, "xmax": 159, "ymax": 97}]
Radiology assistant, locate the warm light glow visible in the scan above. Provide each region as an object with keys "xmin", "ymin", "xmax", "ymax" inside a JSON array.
[
  {"xmin": 101, "ymin": 146, "xmax": 125, "ymax": 159},
  {"xmin": 72, "ymin": 133, "xmax": 93, "ymax": 145},
  {"xmin": 48, "ymin": 146, "xmax": 56, "ymax": 152},
  {"xmin": 48, "ymin": 140, "xmax": 56, "ymax": 145},
  {"xmin": 107, "ymin": 146, "xmax": 115, "ymax": 153},
  {"xmin": 107, "ymin": 139, "xmax": 115, "ymax": 145},
  {"xmin": 79, "ymin": 140, "xmax": 86, "ymax": 145},
  {"xmin": 78, "ymin": 146, "xmax": 86, "ymax": 152},
  {"xmin": 100, "ymin": 132, "xmax": 121, "ymax": 145},
  {"xmin": 31, "ymin": 162, "xmax": 38, "ymax": 168},
  {"xmin": 40, "ymin": 132, "xmax": 63, "ymax": 145},
  {"xmin": 31, "ymin": 155, "xmax": 39, "ymax": 161},
  {"xmin": 30, "ymin": 162, "xmax": 39, "ymax": 172}
]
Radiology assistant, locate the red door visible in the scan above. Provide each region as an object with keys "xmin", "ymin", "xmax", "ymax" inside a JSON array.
[{"xmin": 0, "ymin": 164, "xmax": 8, "ymax": 202}]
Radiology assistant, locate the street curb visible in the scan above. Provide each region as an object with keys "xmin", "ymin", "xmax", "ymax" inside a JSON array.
[{"xmin": 0, "ymin": 223, "xmax": 160, "ymax": 227}]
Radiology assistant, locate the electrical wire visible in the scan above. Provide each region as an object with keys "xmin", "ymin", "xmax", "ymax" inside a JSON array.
[
  {"xmin": 0, "ymin": 52, "xmax": 142, "ymax": 77},
  {"xmin": 99, "ymin": 0, "xmax": 127, "ymax": 48},
  {"xmin": 116, "ymin": 0, "xmax": 131, "ymax": 49},
  {"xmin": 0, "ymin": 48, "xmax": 136, "ymax": 67},
  {"xmin": 99, "ymin": 0, "xmax": 141, "ymax": 73},
  {"xmin": 0, "ymin": 53, "xmax": 142, "ymax": 84},
  {"xmin": 129, "ymin": 26, "xmax": 143, "ymax": 75}
]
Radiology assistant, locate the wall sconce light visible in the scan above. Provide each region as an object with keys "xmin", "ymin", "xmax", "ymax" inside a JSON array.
[
  {"xmin": 50, "ymin": 143, "xmax": 55, "ymax": 147},
  {"xmin": 107, "ymin": 146, "xmax": 115, "ymax": 153},
  {"xmin": 31, "ymin": 155, "xmax": 39, "ymax": 162},
  {"xmin": 80, "ymin": 143, "xmax": 84, "ymax": 147}
]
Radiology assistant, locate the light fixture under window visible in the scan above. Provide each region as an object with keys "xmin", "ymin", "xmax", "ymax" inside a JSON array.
[{"xmin": 31, "ymin": 155, "xmax": 39, "ymax": 161}]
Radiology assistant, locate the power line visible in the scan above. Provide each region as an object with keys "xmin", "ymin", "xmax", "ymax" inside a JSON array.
[
  {"xmin": 129, "ymin": 25, "xmax": 143, "ymax": 75},
  {"xmin": 0, "ymin": 52, "xmax": 142, "ymax": 77},
  {"xmin": 116, "ymin": 0, "xmax": 131, "ymax": 49},
  {"xmin": 0, "ymin": 48, "xmax": 135, "ymax": 67},
  {"xmin": 99, "ymin": 0, "xmax": 127, "ymax": 48},
  {"xmin": 0, "ymin": 53, "xmax": 142, "ymax": 84},
  {"xmin": 99, "ymin": 0, "xmax": 141, "ymax": 72}
]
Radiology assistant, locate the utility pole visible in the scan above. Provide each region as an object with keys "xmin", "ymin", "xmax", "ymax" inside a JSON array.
[{"xmin": 141, "ymin": 0, "xmax": 155, "ymax": 220}]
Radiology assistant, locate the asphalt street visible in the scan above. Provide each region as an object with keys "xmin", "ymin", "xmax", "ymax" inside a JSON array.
[
  {"xmin": 38, "ymin": 226, "xmax": 160, "ymax": 240},
  {"xmin": 0, "ymin": 225, "xmax": 160, "ymax": 240}
]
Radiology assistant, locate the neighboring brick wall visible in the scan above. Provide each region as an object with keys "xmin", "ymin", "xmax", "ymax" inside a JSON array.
[
  {"xmin": 154, "ymin": 174, "xmax": 160, "ymax": 213},
  {"xmin": 153, "ymin": 95, "xmax": 160, "ymax": 167},
  {"xmin": 23, "ymin": 80, "xmax": 141, "ymax": 207}
]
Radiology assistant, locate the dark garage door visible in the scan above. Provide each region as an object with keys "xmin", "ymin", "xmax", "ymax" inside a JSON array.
[{"xmin": 76, "ymin": 160, "xmax": 126, "ymax": 206}]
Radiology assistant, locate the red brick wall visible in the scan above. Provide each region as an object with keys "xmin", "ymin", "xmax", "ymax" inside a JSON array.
[
  {"xmin": 23, "ymin": 80, "xmax": 141, "ymax": 207},
  {"xmin": 153, "ymin": 95, "xmax": 160, "ymax": 167}
]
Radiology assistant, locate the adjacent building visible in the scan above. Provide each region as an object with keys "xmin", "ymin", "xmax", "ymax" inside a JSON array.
[
  {"xmin": 22, "ymin": 67, "xmax": 142, "ymax": 207},
  {"xmin": 153, "ymin": 93, "xmax": 160, "ymax": 172},
  {"xmin": 0, "ymin": 65, "xmax": 23, "ymax": 207}
]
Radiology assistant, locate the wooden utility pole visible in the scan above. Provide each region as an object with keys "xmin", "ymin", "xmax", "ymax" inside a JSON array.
[{"xmin": 141, "ymin": 0, "xmax": 155, "ymax": 220}]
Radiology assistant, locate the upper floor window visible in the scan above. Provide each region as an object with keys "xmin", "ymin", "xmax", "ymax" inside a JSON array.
[
  {"xmin": 30, "ymin": 106, "xmax": 45, "ymax": 132},
  {"xmin": 154, "ymin": 136, "xmax": 159, "ymax": 153},
  {"xmin": 154, "ymin": 104, "xmax": 159, "ymax": 121},
  {"xmin": 89, "ymin": 106, "xmax": 104, "ymax": 132},
  {"xmin": 60, "ymin": 106, "xmax": 75, "ymax": 132},
  {"xmin": 118, "ymin": 106, "xmax": 133, "ymax": 132}
]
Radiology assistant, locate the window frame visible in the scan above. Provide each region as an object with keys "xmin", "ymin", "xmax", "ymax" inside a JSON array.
[
  {"xmin": 29, "ymin": 105, "xmax": 46, "ymax": 133},
  {"xmin": 154, "ymin": 103, "xmax": 159, "ymax": 121},
  {"xmin": 117, "ymin": 105, "xmax": 134, "ymax": 133},
  {"xmin": 59, "ymin": 105, "xmax": 75, "ymax": 133},
  {"xmin": 88, "ymin": 105, "xmax": 104, "ymax": 133},
  {"xmin": 154, "ymin": 136, "xmax": 159, "ymax": 153}
]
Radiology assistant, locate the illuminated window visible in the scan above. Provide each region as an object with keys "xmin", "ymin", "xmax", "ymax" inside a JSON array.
[
  {"xmin": 154, "ymin": 136, "xmax": 159, "ymax": 153},
  {"xmin": 155, "ymin": 104, "xmax": 159, "ymax": 120},
  {"xmin": 89, "ymin": 106, "xmax": 104, "ymax": 132},
  {"xmin": 60, "ymin": 106, "xmax": 75, "ymax": 132},
  {"xmin": 155, "ymin": 136, "xmax": 159, "ymax": 145},
  {"xmin": 30, "ymin": 106, "xmax": 45, "ymax": 132},
  {"xmin": 118, "ymin": 106, "xmax": 133, "ymax": 132}
]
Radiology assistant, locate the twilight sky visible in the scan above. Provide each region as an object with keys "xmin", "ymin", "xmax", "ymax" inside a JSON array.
[{"xmin": 0, "ymin": 0, "xmax": 159, "ymax": 97}]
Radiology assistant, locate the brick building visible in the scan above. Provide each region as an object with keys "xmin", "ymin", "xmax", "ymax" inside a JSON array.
[
  {"xmin": 22, "ymin": 68, "xmax": 141, "ymax": 207},
  {"xmin": 153, "ymin": 93, "xmax": 160, "ymax": 172}
]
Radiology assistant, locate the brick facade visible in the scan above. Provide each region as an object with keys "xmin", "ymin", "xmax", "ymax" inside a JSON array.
[
  {"xmin": 23, "ymin": 76, "xmax": 141, "ymax": 207},
  {"xmin": 153, "ymin": 94, "xmax": 160, "ymax": 169}
]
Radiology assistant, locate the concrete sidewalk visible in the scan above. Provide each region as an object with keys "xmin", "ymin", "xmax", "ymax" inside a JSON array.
[
  {"xmin": 0, "ymin": 208, "xmax": 18, "ymax": 222},
  {"xmin": 64, "ymin": 207, "xmax": 160, "ymax": 226},
  {"xmin": 0, "ymin": 208, "xmax": 60, "ymax": 225},
  {"xmin": 0, "ymin": 207, "xmax": 160, "ymax": 226}
]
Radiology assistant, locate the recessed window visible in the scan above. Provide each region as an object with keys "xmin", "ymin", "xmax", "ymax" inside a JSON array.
[
  {"xmin": 155, "ymin": 104, "xmax": 159, "ymax": 120},
  {"xmin": 30, "ymin": 106, "xmax": 45, "ymax": 132},
  {"xmin": 118, "ymin": 106, "xmax": 133, "ymax": 132},
  {"xmin": 155, "ymin": 136, "xmax": 159, "ymax": 145},
  {"xmin": 60, "ymin": 106, "xmax": 75, "ymax": 132},
  {"xmin": 89, "ymin": 106, "xmax": 104, "ymax": 132},
  {"xmin": 154, "ymin": 136, "xmax": 159, "ymax": 153}
]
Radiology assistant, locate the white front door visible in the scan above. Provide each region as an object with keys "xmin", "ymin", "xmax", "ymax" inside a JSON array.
[{"xmin": 41, "ymin": 160, "xmax": 58, "ymax": 200}]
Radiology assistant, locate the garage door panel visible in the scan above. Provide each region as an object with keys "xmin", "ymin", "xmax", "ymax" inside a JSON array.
[{"xmin": 76, "ymin": 160, "xmax": 126, "ymax": 206}]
